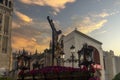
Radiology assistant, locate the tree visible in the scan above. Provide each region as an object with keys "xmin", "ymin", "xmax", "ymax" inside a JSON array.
[{"xmin": 113, "ymin": 72, "xmax": 120, "ymax": 80}]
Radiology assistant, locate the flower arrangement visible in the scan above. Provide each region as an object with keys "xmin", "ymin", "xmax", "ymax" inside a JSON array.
[
  {"xmin": 18, "ymin": 70, "xmax": 24, "ymax": 75},
  {"xmin": 18, "ymin": 65, "xmax": 99, "ymax": 80}
]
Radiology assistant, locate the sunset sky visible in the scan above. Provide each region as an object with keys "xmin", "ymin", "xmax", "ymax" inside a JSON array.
[{"xmin": 12, "ymin": 0, "xmax": 120, "ymax": 55}]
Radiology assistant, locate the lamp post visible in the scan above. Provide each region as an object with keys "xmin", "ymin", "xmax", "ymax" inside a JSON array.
[
  {"xmin": 60, "ymin": 51, "xmax": 65, "ymax": 66},
  {"xmin": 56, "ymin": 52, "xmax": 65, "ymax": 66},
  {"xmin": 56, "ymin": 56, "xmax": 61, "ymax": 66},
  {"xmin": 70, "ymin": 45, "xmax": 75, "ymax": 67},
  {"xmin": 63, "ymin": 45, "xmax": 78, "ymax": 68}
]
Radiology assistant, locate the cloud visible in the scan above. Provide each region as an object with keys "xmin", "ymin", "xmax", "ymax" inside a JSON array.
[
  {"xmin": 98, "ymin": 30, "xmax": 107, "ymax": 34},
  {"xmin": 12, "ymin": 36, "xmax": 50, "ymax": 53},
  {"xmin": 12, "ymin": 21, "xmax": 21, "ymax": 29},
  {"xmin": 19, "ymin": 0, "xmax": 76, "ymax": 13},
  {"xmin": 11, "ymin": 16, "xmax": 63, "ymax": 53},
  {"xmin": 12, "ymin": 17, "xmax": 52, "ymax": 53},
  {"xmin": 65, "ymin": 15, "xmax": 108, "ymax": 35},
  {"xmin": 50, "ymin": 11, "xmax": 57, "ymax": 16},
  {"xmin": 31, "ymin": 37, "xmax": 37, "ymax": 42},
  {"xmin": 92, "ymin": 11, "xmax": 120, "ymax": 18},
  {"xmin": 14, "ymin": 10, "xmax": 32, "ymax": 23},
  {"xmin": 94, "ymin": 12, "xmax": 110, "ymax": 18},
  {"xmin": 66, "ymin": 12, "xmax": 111, "ymax": 34},
  {"xmin": 12, "ymin": 25, "xmax": 51, "ymax": 53},
  {"xmin": 109, "ymin": 10, "xmax": 120, "ymax": 16},
  {"xmin": 78, "ymin": 19, "xmax": 107, "ymax": 34},
  {"xmin": 115, "ymin": 0, "xmax": 120, "ymax": 5},
  {"xmin": 90, "ymin": 30, "xmax": 107, "ymax": 36},
  {"xmin": 71, "ymin": 13, "xmax": 109, "ymax": 22},
  {"xmin": 100, "ymin": 30, "xmax": 107, "ymax": 34},
  {"xmin": 96, "ymin": 0, "xmax": 101, "ymax": 2}
]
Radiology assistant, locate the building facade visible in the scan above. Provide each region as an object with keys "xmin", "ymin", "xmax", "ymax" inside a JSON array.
[
  {"xmin": 11, "ymin": 29, "xmax": 120, "ymax": 80},
  {"xmin": 104, "ymin": 50, "xmax": 120, "ymax": 80},
  {"xmin": 114, "ymin": 56, "xmax": 120, "ymax": 75},
  {"xmin": 62, "ymin": 30, "xmax": 105, "ymax": 80},
  {"xmin": 103, "ymin": 50, "xmax": 116, "ymax": 80},
  {"xmin": 0, "ymin": 0, "xmax": 13, "ymax": 71},
  {"xmin": 62, "ymin": 30, "xmax": 120, "ymax": 80}
]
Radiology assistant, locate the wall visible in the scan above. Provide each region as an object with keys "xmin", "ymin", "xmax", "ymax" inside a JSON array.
[
  {"xmin": 0, "ymin": 0, "xmax": 13, "ymax": 71},
  {"xmin": 104, "ymin": 51, "xmax": 116, "ymax": 80},
  {"xmin": 114, "ymin": 56, "xmax": 120, "ymax": 75},
  {"xmin": 63, "ymin": 30, "xmax": 105, "ymax": 80}
]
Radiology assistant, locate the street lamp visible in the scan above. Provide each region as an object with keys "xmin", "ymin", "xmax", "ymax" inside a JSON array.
[
  {"xmin": 59, "ymin": 47, "xmax": 79, "ymax": 67},
  {"xmin": 70, "ymin": 45, "xmax": 75, "ymax": 67},
  {"xmin": 60, "ymin": 53, "xmax": 65, "ymax": 59},
  {"xmin": 56, "ymin": 56, "xmax": 61, "ymax": 66},
  {"xmin": 77, "ymin": 50, "xmax": 83, "ymax": 67},
  {"xmin": 70, "ymin": 45, "xmax": 75, "ymax": 54},
  {"xmin": 56, "ymin": 51, "xmax": 65, "ymax": 66},
  {"xmin": 60, "ymin": 51, "xmax": 65, "ymax": 66}
]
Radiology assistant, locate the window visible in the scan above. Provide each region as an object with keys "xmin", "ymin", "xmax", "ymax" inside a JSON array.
[
  {"xmin": 88, "ymin": 46, "xmax": 100, "ymax": 64},
  {"xmin": 0, "ymin": 36, "xmax": 1, "ymax": 48},
  {"xmin": 9, "ymin": 1, "xmax": 12, "ymax": 8},
  {"xmin": 4, "ymin": 15, "xmax": 9, "ymax": 35},
  {"xmin": 2, "ymin": 36, "xmax": 8, "ymax": 53},
  {"xmin": 5, "ymin": 0, "xmax": 8, "ymax": 6},
  {"xmin": 0, "ymin": 14, "xmax": 2, "ymax": 32}
]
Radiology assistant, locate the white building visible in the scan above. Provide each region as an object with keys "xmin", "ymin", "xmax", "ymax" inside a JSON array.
[
  {"xmin": 103, "ymin": 50, "xmax": 116, "ymax": 80},
  {"xmin": 0, "ymin": 0, "xmax": 13, "ymax": 71},
  {"xmin": 62, "ymin": 29, "xmax": 105, "ymax": 80},
  {"xmin": 104, "ymin": 50, "xmax": 120, "ymax": 80},
  {"xmin": 114, "ymin": 56, "xmax": 120, "ymax": 74},
  {"xmin": 11, "ymin": 28, "xmax": 119, "ymax": 80}
]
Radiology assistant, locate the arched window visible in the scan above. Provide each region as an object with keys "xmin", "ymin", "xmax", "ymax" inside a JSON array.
[
  {"xmin": 5, "ymin": 0, "xmax": 8, "ymax": 6},
  {"xmin": 2, "ymin": 36, "xmax": 8, "ymax": 53},
  {"xmin": 9, "ymin": 1, "xmax": 12, "ymax": 8},
  {"xmin": 88, "ymin": 46, "xmax": 100, "ymax": 64},
  {"xmin": 4, "ymin": 15, "xmax": 9, "ymax": 35},
  {"xmin": 0, "ymin": 13, "xmax": 2, "ymax": 32}
]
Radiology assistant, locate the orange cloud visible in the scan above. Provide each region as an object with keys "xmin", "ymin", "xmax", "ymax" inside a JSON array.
[
  {"xmin": 12, "ymin": 21, "xmax": 21, "ymax": 29},
  {"xmin": 78, "ymin": 19, "xmax": 107, "ymax": 34},
  {"xmin": 94, "ymin": 12, "xmax": 110, "ymax": 18},
  {"xmin": 14, "ymin": 10, "xmax": 32, "ymax": 23},
  {"xmin": 64, "ymin": 16, "xmax": 107, "ymax": 35},
  {"xmin": 12, "ymin": 36, "xmax": 50, "ymax": 53},
  {"xmin": 12, "ymin": 17, "xmax": 52, "ymax": 53},
  {"xmin": 19, "ymin": 0, "xmax": 76, "ymax": 12}
]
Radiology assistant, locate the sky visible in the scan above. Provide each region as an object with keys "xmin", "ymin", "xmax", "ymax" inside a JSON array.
[{"xmin": 12, "ymin": 0, "xmax": 120, "ymax": 55}]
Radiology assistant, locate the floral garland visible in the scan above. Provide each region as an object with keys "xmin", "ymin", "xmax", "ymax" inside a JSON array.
[{"xmin": 18, "ymin": 65, "xmax": 99, "ymax": 80}]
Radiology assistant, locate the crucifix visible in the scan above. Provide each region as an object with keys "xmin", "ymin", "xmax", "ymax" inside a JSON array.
[{"xmin": 47, "ymin": 16, "xmax": 62, "ymax": 66}]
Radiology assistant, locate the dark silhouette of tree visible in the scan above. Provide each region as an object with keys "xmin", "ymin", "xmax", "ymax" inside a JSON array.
[{"xmin": 113, "ymin": 73, "xmax": 120, "ymax": 80}]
